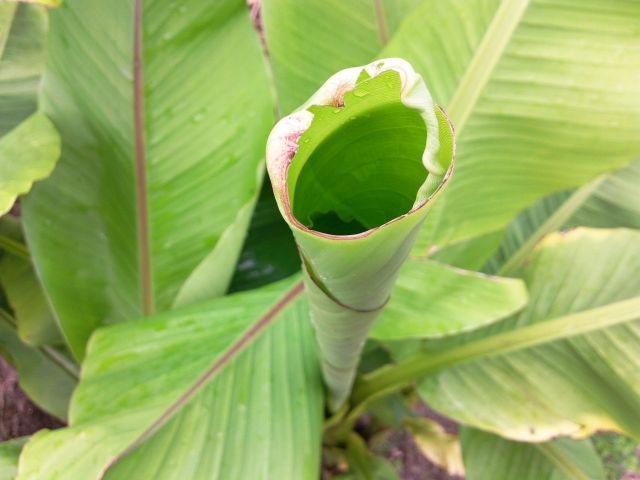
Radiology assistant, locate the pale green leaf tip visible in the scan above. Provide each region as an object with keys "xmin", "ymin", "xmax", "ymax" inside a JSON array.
[{"xmin": 0, "ymin": 112, "xmax": 61, "ymax": 216}]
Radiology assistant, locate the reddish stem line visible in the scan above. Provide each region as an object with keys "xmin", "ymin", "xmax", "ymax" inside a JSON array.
[
  {"xmin": 99, "ymin": 280, "xmax": 305, "ymax": 477},
  {"xmin": 133, "ymin": 0, "xmax": 154, "ymax": 315}
]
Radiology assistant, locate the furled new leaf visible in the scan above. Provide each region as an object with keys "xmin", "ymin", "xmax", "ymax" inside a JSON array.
[
  {"xmin": 22, "ymin": 0, "xmax": 274, "ymax": 359},
  {"xmin": 267, "ymin": 58, "xmax": 455, "ymax": 410}
]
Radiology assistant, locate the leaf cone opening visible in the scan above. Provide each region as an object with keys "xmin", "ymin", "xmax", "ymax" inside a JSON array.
[{"xmin": 289, "ymin": 70, "xmax": 429, "ymax": 234}]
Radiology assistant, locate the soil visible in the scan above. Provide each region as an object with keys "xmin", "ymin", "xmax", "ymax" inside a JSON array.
[
  {"xmin": 375, "ymin": 403, "xmax": 462, "ymax": 480},
  {"xmin": 0, "ymin": 358, "xmax": 64, "ymax": 441},
  {"xmin": 379, "ymin": 429, "xmax": 462, "ymax": 480}
]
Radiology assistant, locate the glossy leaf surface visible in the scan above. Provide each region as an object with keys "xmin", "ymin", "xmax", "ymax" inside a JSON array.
[
  {"xmin": 386, "ymin": 0, "xmax": 640, "ymax": 249},
  {"xmin": 0, "ymin": 113, "xmax": 59, "ymax": 216},
  {"xmin": 461, "ymin": 428, "xmax": 604, "ymax": 480},
  {"xmin": 0, "ymin": 3, "xmax": 46, "ymax": 136},
  {"xmin": 262, "ymin": 0, "xmax": 422, "ymax": 113},
  {"xmin": 371, "ymin": 259, "xmax": 527, "ymax": 339},
  {"xmin": 17, "ymin": 276, "xmax": 324, "ymax": 480},
  {"xmin": 418, "ymin": 229, "xmax": 640, "ymax": 441},
  {"xmin": 22, "ymin": 0, "xmax": 274, "ymax": 359}
]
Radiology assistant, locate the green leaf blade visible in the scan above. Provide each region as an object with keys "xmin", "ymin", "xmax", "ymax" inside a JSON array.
[
  {"xmin": 0, "ymin": 437, "xmax": 28, "ymax": 480},
  {"xmin": 0, "ymin": 3, "xmax": 47, "ymax": 136},
  {"xmin": 0, "ymin": 311, "xmax": 75, "ymax": 420},
  {"xmin": 461, "ymin": 428, "xmax": 605, "ymax": 480},
  {"xmin": 371, "ymin": 259, "xmax": 528, "ymax": 340},
  {"xmin": 0, "ymin": 216, "xmax": 61, "ymax": 346},
  {"xmin": 418, "ymin": 228, "xmax": 640, "ymax": 441},
  {"xmin": 0, "ymin": 113, "xmax": 59, "ymax": 216},
  {"xmin": 22, "ymin": 0, "xmax": 274, "ymax": 359},
  {"xmin": 17, "ymin": 276, "xmax": 324, "ymax": 480},
  {"xmin": 387, "ymin": 0, "xmax": 640, "ymax": 249},
  {"xmin": 104, "ymin": 298, "xmax": 322, "ymax": 480},
  {"xmin": 262, "ymin": 0, "xmax": 422, "ymax": 114}
]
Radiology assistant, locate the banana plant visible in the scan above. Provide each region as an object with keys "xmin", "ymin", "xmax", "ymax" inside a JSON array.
[{"xmin": 0, "ymin": 1, "xmax": 639, "ymax": 479}]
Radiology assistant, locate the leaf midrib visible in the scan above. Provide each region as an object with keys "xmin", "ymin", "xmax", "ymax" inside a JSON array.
[
  {"xmin": 98, "ymin": 279, "xmax": 305, "ymax": 478},
  {"xmin": 349, "ymin": 295, "xmax": 640, "ymax": 414},
  {"xmin": 446, "ymin": 0, "xmax": 530, "ymax": 133},
  {"xmin": 133, "ymin": 0, "xmax": 153, "ymax": 315},
  {"xmin": 497, "ymin": 176, "xmax": 605, "ymax": 276},
  {"xmin": 534, "ymin": 442, "xmax": 591, "ymax": 480}
]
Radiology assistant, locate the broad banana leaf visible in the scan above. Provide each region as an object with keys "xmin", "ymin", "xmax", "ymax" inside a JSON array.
[
  {"xmin": 381, "ymin": 0, "xmax": 640, "ymax": 250},
  {"xmin": 570, "ymin": 159, "xmax": 640, "ymax": 230},
  {"xmin": 0, "ymin": 3, "xmax": 46, "ymax": 136},
  {"xmin": 0, "ymin": 437, "xmax": 27, "ymax": 480},
  {"xmin": 417, "ymin": 228, "xmax": 640, "ymax": 441},
  {"xmin": 0, "ymin": 113, "xmax": 59, "ymax": 216},
  {"xmin": 461, "ymin": 428, "xmax": 604, "ymax": 480},
  {"xmin": 485, "ymin": 159, "xmax": 640, "ymax": 274},
  {"xmin": 21, "ymin": 0, "xmax": 274, "ymax": 359},
  {"xmin": 370, "ymin": 258, "xmax": 527, "ymax": 339},
  {"xmin": 266, "ymin": 58, "xmax": 455, "ymax": 410},
  {"xmin": 16, "ymin": 275, "xmax": 324, "ymax": 480},
  {"xmin": 262, "ymin": 0, "xmax": 422, "ymax": 114},
  {"xmin": 0, "ymin": 216, "xmax": 61, "ymax": 345},
  {"xmin": 0, "ymin": 309, "xmax": 75, "ymax": 419},
  {"xmin": 426, "ymin": 231, "xmax": 504, "ymax": 271}
]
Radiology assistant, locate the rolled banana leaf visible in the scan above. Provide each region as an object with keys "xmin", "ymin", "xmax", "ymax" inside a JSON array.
[{"xmin": 266, "ymin": 58, "xmax": 455, "ymax": 411}]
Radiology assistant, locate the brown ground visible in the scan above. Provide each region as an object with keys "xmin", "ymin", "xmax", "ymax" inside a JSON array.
[
  {"xmin": 373, "ymin": 403, "xmax": 461, "ymax": 480},
  {"xmin": 379, "ymin": 429, "xmax": 461, "ymax": 480},
  {"xmin": 0, "ymin": 358, "xmax": 64, "ymax": 441}
]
